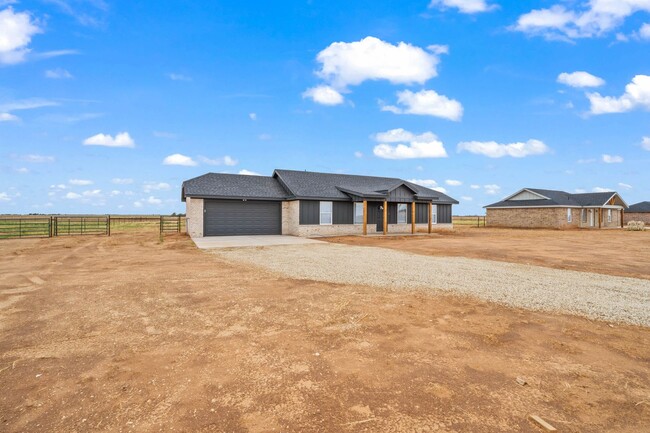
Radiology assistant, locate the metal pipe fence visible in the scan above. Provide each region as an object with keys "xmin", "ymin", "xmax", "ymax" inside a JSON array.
[{"xmin": 452, "ymin": 216, "xmax": 486, "ymax": 227}]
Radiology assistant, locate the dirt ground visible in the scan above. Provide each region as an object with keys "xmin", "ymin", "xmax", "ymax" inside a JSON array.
[
  {"xmin": 1, "ymin": 231, "xmax": 649, "ymax": 432},
  {"xmin": 327, "ymin": 227, "xmax": 650, "ymax": 280}
]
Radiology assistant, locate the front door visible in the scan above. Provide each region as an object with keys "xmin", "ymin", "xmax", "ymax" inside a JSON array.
[{"xmin": 376, "ymin": 206, "xmax": 383, "ymax": 232}]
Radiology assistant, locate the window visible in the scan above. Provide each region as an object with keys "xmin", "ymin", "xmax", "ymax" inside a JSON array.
[
  {"xmin": 432, "ymin": 204, "xmax": 438, "ymax": 224},
  {"xmin": 397, "ymin": 203, "xmax": 407, "ymax": 224},
  {"xmin": 607, "ymin": 209, "xmax": 612, "ymax": 223},
  {"xmin": 319, "ymin": 201, "xmax": 332, "ymax": 225},
  {"xmin": 567, "ymin": 208, "xmax": 572, "ymax": 223},
  {"xmin": 354, "ymin": 202, "xmax": 364, "ymax": 224},
  {"xmin": 581, "ymin": 209, "xmax": 587, "ymax": 223}
]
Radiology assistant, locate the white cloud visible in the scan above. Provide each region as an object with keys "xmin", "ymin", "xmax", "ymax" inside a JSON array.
[
  {"xmin": 163, "ymin": 153, "xmax": 197, "ymax": 166},
  {"xmin": 512, "ymin": 1, "xmax": 650, "ymax": 40},
  {"xmin": 110, "ymin": 190, "xmax": 121, "ymax": 196},
  {"xmin": 302, "ymin": 85, "xmax": 345, "ymax": 105},
  {"xmin": 21, "ymin": 154, "xmax": 54, "ymax": 163},
  {"xmin": 69, "ymin": 179, "xmax": 93, "ymax": 186},
  {"xmin": 45, "ymin": 68, "xmax": 73, "ymax": 79},
  {"xmin": 602, "ymin": 154, "xmax": 623, "ymax": 163},
  {"xmin": 0, "ymin": 112, "xmax": 18, "ymax": 121},
  {"xmin": 639, "ymin": 23, "xmax": 650, "ymax": 39},
  {"xmin": 461, "ymin": 196, "xmax": 473, "ymax": 201},
  {"xmin": 82, "ymin": 189, "xmax": 102, "ymax": 197},
  {"xmin": 381, "ymin": 89, "xmax": 463, "ymax": 121},
  {"xmin": 168, "ymin": 73, "xmax": 191, "ymax": 81},
  {"xmin": 354, "ymin": 151, "xmax": 363, "ymax": 158},
  {"xmin": 588, "ymin": 75, "xmax": 650, "ymax": 114},
  {"xmin": 0, "ymin": 7, "xmax": 41, "ymax": 65},
  {"xmin": 618, "ymin": 182, "xmax": 633, "ymax": 189},
  {"xmin": 112, "ymin": 178, "xmax": 133, "ymax": 185},
  {"xmin": 153, "ymin": 131, "xmax": 177, "ymax": 139},
  {"xmin": 50, "ymin": 184, "xmax": 66, "ymax": 190},
  {"xmin": 249, "ymin": 112, "xmax": 257, "ymax": 120},
  {"xmin": 83, "ymin": 132, "xmax": 135, "ymax": 148},
  {"xmin": 592, "ymin": 187, "xmax": 613, "ymax": 192},
  {"xmin": 458, "ymin": 139, "xmax": 550, "ymax": 158},
  {"xmin": 470, "ymin": 184, "xmax": 481, "ymax": 189},
  {"xmin": 15, "ymin": 167, "xmax": 28, "ymax": 173},
  {"xmin": 258, "ymin": 133, "xmax": 272, "ymax": 141},
  {"xmin": 0, "ymin": 98, "xmax": 58, "ymax": 112},
  {"xmin": 642, "ymin": 136, "xmax": 650, "ymax": 150},
  {"xmin": 445, "ymin": 179, "xmax": 462, "ymax": 186},
  {"xmin": 407, "ymin": 179, "xmax": 439, "ymax": 188},
  {"xmin": 577, "ymin": 157, "xmax": 597, "ymax": 164},
  {"xmin": 65, "ymin": 192, "xmax": 81, "ymax": 199},
  {"xmin": 238, "ymin": 169, "xmax": 261, "ymax": 176},
  {"xmin": 574, "ymin": 188, "xmax": 587, "ymax": 193},
  {"xmin": 427, "ymin": 44, "xmax": 449, "ymax": 55},
  {"xmin": 429, "ymin": 0, "xmax": 497, "ymax": 14},
  {"xmin": 557, "ymin": 71, "xmax": 605, "ymax": 88},
  {"xmin": 143, "ymin": 182, "xmax": 171, "ymax": 193},
  {"xmin": 0, "ymin": 192, "xmax": 10, "ymax": 201},
  {"xmin": 133, "ymin": 201, "xmax": 143, "ymax": 208},
  {"xmin": 313, "ymin": 36, "xmax": 441, "ymax": 90},
  {"xmin": 198, "ymin": 155, "xmax": 238, "ymax": 166},
  {"xmin": 372, "ymin": 128, "xmax": 448, "ymax": 159},
  {"xmin": 147, "ymin": 196, "xmax": 162, "ymax": 205},
  {"xmin": 484, "ymin": 184, "xmax": 501, "ymax": 195}
]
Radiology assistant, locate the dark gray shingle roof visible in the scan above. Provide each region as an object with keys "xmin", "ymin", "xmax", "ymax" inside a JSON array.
[
  {"xmin": 628, "ymin": 201, "xmax": 650, "ymax": 212},
  {"xmin": 485, "ymin": 188, "xmax": 623, "ymax": 208},
  {"xmin": 273, "ymin": 169, "xmax": 459, "ymax": 203},
  {"xmin": 182, "ymin": 173, "xmax": 289, "ymax": 200}
]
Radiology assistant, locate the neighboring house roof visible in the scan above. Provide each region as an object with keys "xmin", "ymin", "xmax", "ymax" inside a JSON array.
[
  {"xmin": 628, "ymin": 201, "xmax": 650, "ymax": 212},
  {"xmin": 273, "ymin": 169, "xmax": 458, "ymax": 203},
  {"xmin": 485, "ymin": 188, "xmax": 627, "ymax": 209},
  {"xmin": 182, "ymin": 169, "xmax": 459, "ymax": 204},
  {"xmin": 181, "ymin": 173, "xmax": 290, "ymax": 200}
]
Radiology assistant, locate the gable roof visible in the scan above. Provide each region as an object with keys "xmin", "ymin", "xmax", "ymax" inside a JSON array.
[
  {"xmin": 485, "ymin": 188, "xmax": 627, "ymax": 209},
  {"xmin": 181, "ymin": 173, "xmax": 289, "ymax": 200},
  {"xmin": 182, "ymin": 169, "xmax": 459, "ymax": 204},
  {"xmin": 628, "ymin": 201, "xmax": 650, "ymax": 212},
  {"xmin": 273, "ymin": 169, "xmax": 458, "ymax": 203}
]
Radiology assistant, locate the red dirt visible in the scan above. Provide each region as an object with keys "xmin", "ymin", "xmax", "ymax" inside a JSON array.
[
  {"xmin": 326, "ymin": 227, "xmax": 650, "ymax": 280},
  {"xmin": 0, "ymin": 231, "xmax": 648, "ymax": 432}
]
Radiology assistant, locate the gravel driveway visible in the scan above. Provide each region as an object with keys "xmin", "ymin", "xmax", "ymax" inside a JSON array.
[{"xmin": 214, "ymin": 243, "xmax": 650, "ymax": 326}]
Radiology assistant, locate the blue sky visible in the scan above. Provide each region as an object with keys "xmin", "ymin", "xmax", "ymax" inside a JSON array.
[{"xmin": 1, "ymin": 0, "xmax": 649, "ymax": 215}]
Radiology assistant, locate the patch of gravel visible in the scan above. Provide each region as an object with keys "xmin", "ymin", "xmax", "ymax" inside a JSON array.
[{"xmin": 214, "ymin": 243, "xmax": 650, "ymax": 327}]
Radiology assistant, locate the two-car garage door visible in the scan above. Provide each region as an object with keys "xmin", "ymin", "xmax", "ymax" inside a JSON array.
[{"xmin": 204, "ymin": 199, "xmax": 282, "ymax": 236}]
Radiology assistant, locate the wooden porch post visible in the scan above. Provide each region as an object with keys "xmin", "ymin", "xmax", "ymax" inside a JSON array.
[
  {"xmin": 598, "ymin": 208, "xmax": 602, "ymax": 228},
  {"xmin": 621, "ymin": 209, "xmax": 624, "ymax": 228},
  {"xmin": 428, "ymin": 203, "xmax": 432, "ymax": 234},
  {"xmin": 411, "ymin": 202, "xmax": 416, "ymax": 234},
  {"xmin": 362, "ymin": 200, "xmax": 367, "ymax": 235},
  {"xmin": 383, "ymin": 200, "xmax": 388, "ymax": 235}
]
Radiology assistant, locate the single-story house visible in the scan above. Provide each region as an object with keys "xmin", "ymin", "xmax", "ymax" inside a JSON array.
[
  {"xmin": 484, "ymin": 188, "xmax": 628, "ymax": 229},
  {"xmin": 624, "ymin": 201, "xmax": 650, "ymax": 224},
  {"xmin": 182, "ymin": 169, "xmax": 458, "ymax": 237}
]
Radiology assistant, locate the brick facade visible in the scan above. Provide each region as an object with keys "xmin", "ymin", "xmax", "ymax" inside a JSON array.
[
  {"xmin": 185, "ymin": 197, "xmax": 204, "ymax": 237},
  {"xmin": 487, "ymin": 207, "xmax": 623, "ymax": 229},
  {"xmin": 624, "ymin": 212, "xmax": 650, "ymax": 225}
]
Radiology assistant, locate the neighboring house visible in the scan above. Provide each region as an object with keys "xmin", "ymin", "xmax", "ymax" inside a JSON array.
[
  {"xmin": 182, "ymin": 169, "xmax": 458, "ymax": 237},
  {"xmin": 624, "ymin": 201, "xmax": 650, "ymax": 225},
  {"xmin": 484, "ymin": 188, "xmax": 627, "ymax": 229}
]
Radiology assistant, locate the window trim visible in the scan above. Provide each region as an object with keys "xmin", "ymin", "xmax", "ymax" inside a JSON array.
[
  {"xmin": 607, "ymin": 208, "xmax": 612, "ymax": 223},
  {"xmin": 431, "ymin": 204, "xmax": 438, "ymax": 225},
  {"xmin": 567, "ymin": 208, "xmax": 572, "ymax": 223},
  {"xmin": 319, "ymin": 201, "xmax": 333, "ymax": 225},
  {"xmin": 397, "ymin": 203, "xmax": 407, "ymax": 224},
  {"xmin": 353, "ymin": 202, "xmax": 363, "ymax": 225},
  {"xmin": 581, "ymin": 209, "xmax": 587, "ymax": 223}
]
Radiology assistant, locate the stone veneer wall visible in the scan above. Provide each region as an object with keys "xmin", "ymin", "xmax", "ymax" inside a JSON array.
[
  {"xmin": 624, "ymin": 212, "xmax": 650, "ymax": 225},
  {"xmin": 185, "ymin": 197, "xmax": 204, "ymax": 237},
  {"xmin": 487, "ymin": 207, "xmax": 578, "ymax": 229}
]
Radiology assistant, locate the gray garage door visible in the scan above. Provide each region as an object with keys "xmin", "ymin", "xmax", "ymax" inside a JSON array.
[{"xmin": 204, "ymin": 199, "xmax": 282, "ymax": 236}]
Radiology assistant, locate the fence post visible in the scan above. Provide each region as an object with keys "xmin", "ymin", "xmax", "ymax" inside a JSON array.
[
  {"xmin": 160, "ymin": 215, "xmax": 163, "ymax": 236},
  {"xmin": 107, "ymin": 215, "xmax": 111, "ymax": 236},
  {"xmin": 19, "ymin": 218, "xmax": 22, "ymax": 238},
  {"xmin": 177, "ymin": 215, "xmax": 180, "ymax": 233}
]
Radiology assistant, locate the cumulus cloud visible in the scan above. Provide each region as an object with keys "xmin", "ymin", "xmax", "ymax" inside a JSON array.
[
  {"xmin": 143, "ymin": 182, "xmax": 171, "ymax": 193},
  {"xmin": 147, "ymin": 196, "xmax": 162, "ymax": 205},
  {"xmin": 470, "ymin": 184, "xmax": 481, "ymax": 189},
  {"xmin": 0, "ymin": 7, "xmax": 41, "ymax": 65},
  {"xmin": 65, "ymin": 192, "xmax": 81, "ymax": 199},
  {"xmin": 0, "ymin": 192, "xmax": 11, "ymax": 201},
  {"xmin": 592, "ymin": 186, "xmax": 613, "ymax": 192},
  {"xmin": 238, "ymin": 169, "xmax": 261, "ymax": 176},
  {"xmin": 602, "ymin": 154, "xmax": 623, "ymax": 163},
  {"xmin": 461, "ymin": 196, "xmax": 473, "ymax": 201},
  {"xmin": 484, "ymin": 184, "xmax": 501, "ymax": 195},
  {"xmin": 458, "ymin": 139, "xmax": 550, "ymax": 158},
  {"xmin": 0, "ymin": 112, "xmax": 19, "ymax": 121},
  {"xmin": 642, "ymin": 136, "xmax": 650, "ymax": 151},
  {"xmin": 302, "ymin": 85, "xmax": 345, "ymax": 105},
  {"xmin": 381, "ymin": 89, "xmax": 463, "ymax": 121},
  {"xmin": 429, "ymin": 0, "xmax": 497, "ymax": 14},
  {"xmin": 408, "ymin": 179, "xmax": 447, "ymax": 193},
  {"xmin": 445, "ymin": 179, "xmax": 462, "ymax": 186},
  {"xmin": 20, "ymin": 154, "xmax": 55, "ymax": 163},
  {"xmin": 83, "ymin": 132, "xmax": 135, "ymax": 148},
  {"xmin": 354, "ymin": 151, "xmax": 363, "ymax": 158},
  {"xmin": 163, "ymin": 153, "xmax": 197, "ymax": 166},
  {"xmin": 69, "ymin": 179, "xmax": 93, "ymax": 186},
  {"xmin": 588, "ymin": 75, "xmax": 650, "ymax": 114},
  {"xmin": 45, "ymin": 68, "xmax": 73, "ymax": 79},
  {"xmin": 112, "ymin": 177, "xmax": 133, "ymax": 185},
  {"xmin": 168, "ymin": 73, "xmax": 191, "ymax": 81},
  {"xmin": 639, "ymin": 23, "xmax": 650, "ymax": 39},
  {"xmin": 198, "ymin": 155, "xmax": 238, "ymax": 166},
  {"xmin": 82, "ymin": 189, "xmax": 102, "ymax": 197},
  {"xmin": 557, "ymin": 71, "xmax": 605, "ymax": 87},
  {"xmin": 249, "ymin": 112, "xmax": 257, "ymax": 120},
  {"xmin": 512, "ymin": 1, "xmax": 650, "ymax": 40},
  {"xmin": 372, "ymin": 128, "xmax": 448, "ymax": 159}
]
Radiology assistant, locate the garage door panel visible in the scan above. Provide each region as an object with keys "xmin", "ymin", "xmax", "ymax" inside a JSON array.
[{"xmin": 204, "ymin": 200, "xmax": 281, "ymax": 236}]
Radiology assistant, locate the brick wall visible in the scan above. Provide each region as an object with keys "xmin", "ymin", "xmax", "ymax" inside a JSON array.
[
  {"xmin": 487, "ymin": 207, "xmax": 624, "ymax": 229},
  {"xmin": 624, "ymin": 212, "xmax": 650, "ymax": 225},
  {"xmin": 185, "ymin": 197, "xmax": 204, "ymax": 237}
]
